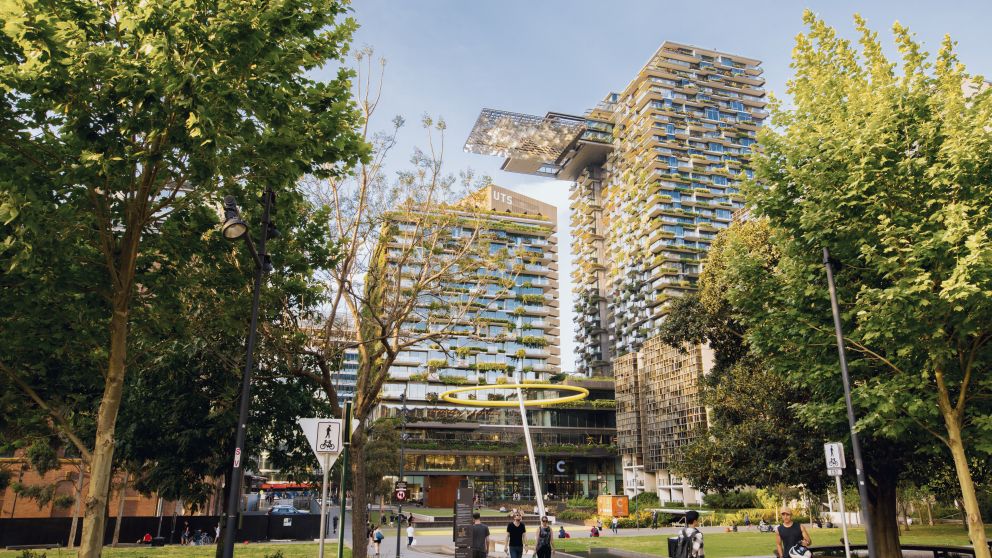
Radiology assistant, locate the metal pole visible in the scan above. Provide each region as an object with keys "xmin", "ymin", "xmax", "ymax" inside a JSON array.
[
  {"xmin": 823, "ymin": 248, "xmax": 876, "ymax": 558},
  {"xmin": 396, "ymin": 392, "xmax": 407, "ymax": 558},
  {"xmin": 515, "ymin": 377, "xmax": 545, "ymax": 518},
  {"xmin": 836, "ymin": 475, "xmax": 851, "ymax": 558},
  {"xmin": 337, "ymin": 401, "xmax": 353, "ymax": 558},
  {"xmin": 221, "ymin": 188, "xmax": 274, "ymax": 558},
  {"xmin": 319, "ymin": 453, "xmax": 331, "ymax": 558},
  {"xmin": 155, "ymin": 497, "xmax": 163, "ymax": 539}
]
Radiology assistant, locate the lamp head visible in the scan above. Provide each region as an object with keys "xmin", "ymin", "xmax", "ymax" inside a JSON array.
[
  {"xmin": 221, "ymin": 196, "xmax": 248, "ymax": 240},
  {"xmin": 222, "ymin": 217, "xmax": 249, "ymax": 240}
]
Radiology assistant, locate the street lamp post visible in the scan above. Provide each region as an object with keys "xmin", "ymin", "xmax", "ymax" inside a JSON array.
[
  {"xmin": 220, "ymin": 189, "xmax": 276, "ymax": 558},
  {"xmin": 823, "ymin": 248, "xmax": 876, "ymax": 558},
  {"xmin": 395, "ymin": 390, "xmax": 407, "ymax": 558}
]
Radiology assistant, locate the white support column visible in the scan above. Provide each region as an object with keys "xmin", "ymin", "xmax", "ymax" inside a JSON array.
[{"xmin": 515, "ymin": 378, "xmax": 545, "ymax": 518}]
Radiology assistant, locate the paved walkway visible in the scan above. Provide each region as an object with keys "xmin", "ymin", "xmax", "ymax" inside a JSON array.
[{"xmin": 326, "ymin": 514, "xmax": 782, "ymax": 558}]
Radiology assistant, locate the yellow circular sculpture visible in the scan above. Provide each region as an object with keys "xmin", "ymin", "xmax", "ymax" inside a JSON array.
[{"xmin": 440, "ymin": 383, "xmax": 589, "ymax": 407}]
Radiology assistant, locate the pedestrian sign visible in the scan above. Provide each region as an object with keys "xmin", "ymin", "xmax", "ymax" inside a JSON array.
[
  {"xmin": 297, "ymin": 418, "xmax": 344, "ymax": 472},
  {"xmin": 824, "ymin": 442, "xmax": 846, "ymax": 471},
  {"xmin": 316, "ymin": 421, "xmax": 341, "ymax": 453}
]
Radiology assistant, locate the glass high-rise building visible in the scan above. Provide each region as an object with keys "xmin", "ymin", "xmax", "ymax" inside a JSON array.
[
  {"xmin": 465, "ymin": 42, "xmax": 766, "ymax": 501},
  {"xmin": 374, "ymin": 185, "xmax": 621, "ymax": 507}
]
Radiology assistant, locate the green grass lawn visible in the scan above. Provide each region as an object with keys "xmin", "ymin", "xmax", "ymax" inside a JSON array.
[
  {"xmin": 0, "ymin": 543, "xmax": 346, "ymax": 558},
  {"xmin": 554, "ymin": 525, "xmax": 986, "ymax": 558}
]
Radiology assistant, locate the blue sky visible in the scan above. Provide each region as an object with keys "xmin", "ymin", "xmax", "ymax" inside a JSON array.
[{"xmin": 338, "ymin": 0, "xmax": 992, "ymax": 372}]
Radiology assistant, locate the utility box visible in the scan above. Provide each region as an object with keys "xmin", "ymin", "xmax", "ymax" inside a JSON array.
[{"xmin": 597, "ymin": 495, "xmax": 629, "ymax": 517}]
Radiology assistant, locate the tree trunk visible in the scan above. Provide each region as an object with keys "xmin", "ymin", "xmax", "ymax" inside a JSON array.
[
  {"xmin": 943, "ymin": 408, "xmax": 989, "ymax": 558},
  {"xmin": 79, "ymin": 306, "xmax": 130, "ymax": 558},
  {"xmin": 68, "ymin": 466, "xmax": 85, "ymax": 549},
  {"xmin": 866, "ymin": 474, "xmax": 901, "ymax": 558},
  {"xmin": 351, "ymin": 429, "xmax": 369, "ymax": 558},
  {"xmin": 111, "ymin": 472, "xmax": 128, "ymax": 546},
  {"xmin": 925, "ymin": 498, "xmax": 933, "ymax": 526}
]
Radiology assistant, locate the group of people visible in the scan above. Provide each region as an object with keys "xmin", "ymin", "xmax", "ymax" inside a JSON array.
[
  {"xmin": 467, "ymin": 511, "xmax": 555, "ymax": 558},
  {"xmin": 367, "ymin": 519, "xmax": 417, "ymax": 557},
  {"xmin": 670, "ymin": 507, "xmax": 812, "ymax": 558}
]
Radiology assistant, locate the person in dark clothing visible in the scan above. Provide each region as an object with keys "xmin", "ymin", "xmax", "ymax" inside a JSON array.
[
  {"xmin": 535, "ymin": 517, "xmax": 553, "ymax": 558},
  {"xmin": 470, "ymin": 512, "xmax": 491, "ymax": 558},
  {"xmin": 504, "ymin": 512, "xmax": 527, "ymax": 558},
  {"xmin": 776, "ymin": 508, "xmax": 811, "ymax": 558}
]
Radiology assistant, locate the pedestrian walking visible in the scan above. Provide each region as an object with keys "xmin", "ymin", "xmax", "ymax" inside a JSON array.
[
  {"xmin": 674, "ymin": 511, "xmax": 704, "ymax": 558},
  {"xmin": 535, "ymin": 516, "xmax": 553, "ymax": 558},
  {"xmin": 743, "ymin": 512, "xmax": 751, "ymax": 530},
  {"xmin": 373, "ymin": 525, "xmax": 385, "ymax": 558},
  {"xmin": 470, "ymin": 512, "xmax": 490, "ymax": 558},
  {"xmin": 775, "ymin": 507, "xmax": 811, "ymax": 558},
  {"xmin": 333, "ymin": 514, "xmax": 339, "ymax": 534},
  {"xmin": 610, "ymin": 516, "xmax": 618, "ymax": 534},
  {"xmin": 504, "ymin": 511, "xmax": 527, "ymax": 558},
  {"xmin": 180, "ymin": 521, "xmax": 191, "ymax": 545},
  {"xmin": 407, "ymin": 522, "xmax": 416, "ymax": 548},
  {"xmin": 595, "ymin": 518, "xmax": 603, "ymax": 533}
]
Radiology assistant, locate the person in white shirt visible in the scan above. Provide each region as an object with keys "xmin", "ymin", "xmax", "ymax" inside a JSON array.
[{"xmin": 407, "ymin": 523, "xmax": 415, "ymax": 547}]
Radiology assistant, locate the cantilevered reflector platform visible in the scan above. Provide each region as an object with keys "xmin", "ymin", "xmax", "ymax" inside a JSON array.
[{"xmin": 464, "ymin": 108, "xmax": 585, "ymax": 164}]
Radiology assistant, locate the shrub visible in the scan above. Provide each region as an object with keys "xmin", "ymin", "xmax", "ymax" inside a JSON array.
[
  {"xmin": 631, "ymin": 492, "xmax": 660, "ymax": 506},
  {"xmin": 19, "ymin": 551, "xmax": 46, "ymax": 558},
  {"xmin": 264, "ymin": 552, "xmax": 285, "ymax": 558},
  {"xmin": 565, "ymin": 496, "xmax": 597, "ymax": 509},
  {"xmin": 556, "ymin": 509, "xmax": 594, "ymax": 521},
  {"xmin": 702, "ymin": 490, "xmax": 760, "ymax": 509},
  {"xmin": 476, "ymin": 362, "xmax": 513, "ymax": 372}
]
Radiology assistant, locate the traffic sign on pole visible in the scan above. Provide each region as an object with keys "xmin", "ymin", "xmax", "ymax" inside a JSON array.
[
  {"xmin": 394, "ymin": 480, "xmax": 409, "ymax": 502},
  {"xmin": 824, "ymin": 442, "xmax": 846, "ymax": 471}
]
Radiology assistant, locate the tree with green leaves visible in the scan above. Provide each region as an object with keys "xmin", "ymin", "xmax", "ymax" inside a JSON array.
[
  {"xmin": 306, "ymin": 51, "xmax": 517, "ymax": 558},
  {"xmin": 731, "ymin": 11, "xmax": 992, "ymax": 556},
  {"xmin": 659, "ymin": 223, "xmax": 829, "ymax": 496},
  {"xmin": 1, "ymin": 1, "xmax": 366, "ymax": 555}
]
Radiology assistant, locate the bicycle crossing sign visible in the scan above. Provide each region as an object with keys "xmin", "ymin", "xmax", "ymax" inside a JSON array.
[
  {"xmin": 824, "ymin": 442, "xmax": 846, "ymax": 475},
  {"xmin": 298, "ymin": 417, "xmax": 346, "ymax": 472},
  {"xmin": 316, "ymin": 421, "xmax": 341, "ymax": 453}
]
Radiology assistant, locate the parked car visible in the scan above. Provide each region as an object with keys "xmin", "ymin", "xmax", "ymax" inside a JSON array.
[{"xmin": 268, "ymin": 505, "xmax": 307, "ymax": 515}]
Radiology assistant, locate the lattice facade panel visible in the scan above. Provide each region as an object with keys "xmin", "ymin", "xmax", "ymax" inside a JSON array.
[
  {"xmin": 633, "ymin": 337, "xmax": 707, "ymax": 472},
  {"xmin": 613, "ymin": 352, "xmax": 642, "ymax": 457},
  {"xmin": 465, "ymin": 109, "xmax": 585, "ymax": 163}
]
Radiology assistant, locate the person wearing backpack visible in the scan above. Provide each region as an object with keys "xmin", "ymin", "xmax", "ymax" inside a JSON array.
[
  {"xmin": 673, "ymin": 511, "xmax": 703, "ymax": 558},
  {"xmin": 535, "ymin": 517, "xmax": 554, "ymax": 558},
  {"xmin": 373, "ymin": 525, "xmax": 385, "ymax": 558}
]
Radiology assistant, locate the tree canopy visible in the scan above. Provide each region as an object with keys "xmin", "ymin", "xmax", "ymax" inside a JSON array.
[
  {"xmin": 1, "ymin": 1, "xmax": 368, "ymax": 554},
  {"xmin": 723, "ymin": 11, "xmax": 992, "ymax": 556}
]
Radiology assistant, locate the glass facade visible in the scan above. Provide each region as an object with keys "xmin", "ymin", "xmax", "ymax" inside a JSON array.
[{"xmin": 374, "ymin": 186, "xmax": 619, "ymax": 506}]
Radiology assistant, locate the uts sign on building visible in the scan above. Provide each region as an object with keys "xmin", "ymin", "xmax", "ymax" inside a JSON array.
[{"xmin": 486, "ymin": 185, "xmax": 555, "ymax": 217}]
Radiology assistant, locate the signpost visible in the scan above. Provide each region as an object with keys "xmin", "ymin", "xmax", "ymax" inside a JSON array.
[
  {"xmin": 453, "ymin": 482, "xmax": 475, "ymax": 558},
  {"xmin": 299, "ymin": 410, "xmax": 356, "ymax": 558},
  {"xmin": 338, "ymin": 402, "xmax": 353, "ymax": 558},
  {"xmin": 299, "ymin": 418, "xmax": 343, "ymax": 558},
  {"xmin": 824, "ymin": 442, "xmax": 850, "ymax": 558}
]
